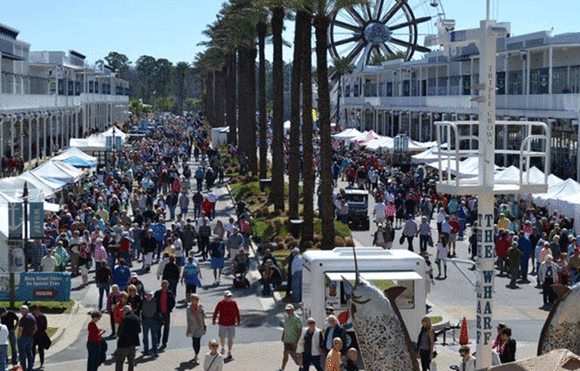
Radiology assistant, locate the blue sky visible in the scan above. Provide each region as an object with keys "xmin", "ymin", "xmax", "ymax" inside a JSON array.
[{"xmin": 2, "ymin": 0, "xmax": 579, "ymax": 66}]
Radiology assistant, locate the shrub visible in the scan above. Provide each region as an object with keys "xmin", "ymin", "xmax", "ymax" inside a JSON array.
[
  {"xmin": 277, "ymin": 242, "xmax": 285, "ymax": 250},
  {"xmin": 334, "ymin": 221, "xmax": 351, "ymax": 238},
  {"xmin": 344, "ymin": 237, "xmax": 355, "ymax": 247},
  {"xmin": 287, "ymin": 239, "xmax": 299, "ymax": 249},
  {"xmin": 301, "ymin": 240, "xmax": 313, "ymax": 250},
  {"xmin": 334, "ymin": 236, "xmax": 346, "ymax": 246}
]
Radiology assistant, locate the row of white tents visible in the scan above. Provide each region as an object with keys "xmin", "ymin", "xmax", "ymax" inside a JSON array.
[{"xmin": 332, "ymin": 128, "xmax": 437, "ymax": 152}]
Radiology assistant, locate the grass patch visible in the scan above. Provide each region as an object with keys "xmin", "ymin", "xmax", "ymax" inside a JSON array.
[
  {"xmin": 313, "ymin": 219, "xmax": 351, "ymax": 239},
  {"xmin": 251, "ymin": 216, "xmax": 289, "ymax": 243},
  {"xmin": 46, "ymin": 327, "xmax": 58, "ymax": 338},
  {"xmin": 0, "ymin": 300, "xmax": 74, "ymax": 314},
  {"xmin": 429, "ymin": 316, "xmax": 443, "ymax": 325},
  {"xmin": 230, "ymin": 181, "xmax": 262, "ymax": 200}
]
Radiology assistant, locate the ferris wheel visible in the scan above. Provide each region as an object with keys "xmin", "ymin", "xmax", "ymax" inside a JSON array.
[{"xmin": 329, "ymin": 0, "xmax": 446, "ymax": 68}]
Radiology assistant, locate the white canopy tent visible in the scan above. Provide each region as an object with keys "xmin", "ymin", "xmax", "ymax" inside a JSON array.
[
  {"xmin": 69, "ymin": 136, "xmax": 108, "ymax": 152},
  {"xmin": 427, "ymin": 157, "xmax": 500, "ymax": 178},
  {"xmin": 0, "ymin": 177, "xmax": 43, "ymax": 201},
  {"xmin": 332, "ymin": 128, "xmax": 363, "ymax": 142},
  {"xmin": 533, "ymin": 178, "xmax": 580, "ymax": 208},
  {"xmin": 101, "ymin": 127, "xmax": 128, "ymax": 141},
  {"xmin": 365, "ymin": 136, "xmax": 393, "ymax": 151},
  {"xmin": 53, "ymin": 147, "xmax": 98, "ymax": 163},
  {"xmin": 411, "ymin": 147, "xmax": 440, "ymax": 163},
  {"xmin": 32, "ymin": 160, "xmax": 84, "ymax": 183},
  {"xmin": 18, "ymin": 171, "xmax": 62, "ymax": 199}
]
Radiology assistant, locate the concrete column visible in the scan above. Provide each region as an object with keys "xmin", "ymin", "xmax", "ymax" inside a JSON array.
[
  {"xmin": 549, "ymin": 46, "xmax": 553, "ymax": 95},
  {"xmin": 26, "ymin": 115, "xmax": 31, "ymax": 163},
  {"xmin": 419, "ymin": 112, "xmax": 423, "ymax": 142},
  {"xmin": 10, "ymin": 115, "xmax": 15, "ymax": 157},
  {"xmin": 36, "ymin": 115, "xmax": 40, "ymax": 161},
  {"xmin": 429, "ymin": 113, "xmax": 433, "ymax": 141},
  {"xmin": 390, "ymin": 111, "xmax": 394, "ymax": 137}
]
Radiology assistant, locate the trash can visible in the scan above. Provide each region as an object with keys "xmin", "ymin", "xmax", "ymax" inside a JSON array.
[
  {"xmin": 260, "ymin": 178, "xmax": 272, "ymax": 192},
  {"xmin": 289, "ymin": 219, "xmax": 304, "ymax": 239}
]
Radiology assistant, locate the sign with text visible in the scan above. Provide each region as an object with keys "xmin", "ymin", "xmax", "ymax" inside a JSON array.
[
  {"xmin": 29, "ymin": 202, "xmax": 45, "ymax": 239},
  {"xmin": 0, "ymin": 272, "xmax": 71, "ymax": 302},
  {"xmin": 8, "ymin": 203, "xmax": 22, "ymax": 240}
]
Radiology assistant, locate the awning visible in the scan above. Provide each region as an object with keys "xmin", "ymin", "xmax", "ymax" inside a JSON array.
[{"xmin": 325, "ymin": 271, "xmax": 423, "ymax": 281}]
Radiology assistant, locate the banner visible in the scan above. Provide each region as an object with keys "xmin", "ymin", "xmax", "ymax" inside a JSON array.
[
  {"xmin": 0, "ymin": 272, "xmax": 71, "ymax": 302},
  {"xmin": 29, "ymin": 202, "xmax": 45, "ymax": 239},
  {"xmin": 8, "ymin": 203, "xmax": 22, "ymax": 240}
]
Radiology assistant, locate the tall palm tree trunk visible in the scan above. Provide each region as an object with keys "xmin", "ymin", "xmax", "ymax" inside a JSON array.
[
  {"xmin": 289, "ymin": 10, "xmax": 307, "ymax": 220},
  {"xmin": 205, "ymin": 74, "xmax": 215, "ymax": 124},
  {"xmin": 215, "ymin": 70, "xmax": 226, "ymax": 126},
  {"xmin": 270, "ymin": 6, "xmax": 285, "ymax": 211},
  {"xmin": 314, "ymin": 14, "xmax": 335, "ymax": 248},
  {"xmin": 225, "ymin": 51, "xmax": 237, "ymax": 144},
  {"xmin": 257, "ymin": 21, "xmax": 268, "ymax": 179},
  {"xmin": 301, "ymin": 11, "xmax": 314, "ymax": 244},
  {"xmin": 239, "ymin": 46, "xmax": 258, "ymax": 175}
]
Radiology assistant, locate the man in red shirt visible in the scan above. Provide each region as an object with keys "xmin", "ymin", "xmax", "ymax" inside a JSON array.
[
  {"xmin": 495, "ymin": 230, "xmax": 511, "ymax": 277},
  {"xmin": 154, "ymin": 280, "xmax": 175, "ymax": 349},
  {"xmin": 201, "ymin": 198, "xmax": 213, "ymax": 217},
  {"xmin": 448, "ymin": 216, "xmax": 461, "ymax": 257},
  {"xmin": 212, "ymin": 290, "xmax": 241, "ymax": 359}
]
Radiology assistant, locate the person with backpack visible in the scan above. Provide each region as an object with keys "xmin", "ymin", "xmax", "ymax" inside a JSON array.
[{"xmin": 194, "ymin": 167, "xmax": 205, "ymax": 192}]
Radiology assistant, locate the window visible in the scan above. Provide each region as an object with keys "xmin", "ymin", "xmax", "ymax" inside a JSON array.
[
  {"xmin": 529, "ymin": 68, "xmax": 549, "ymax": 94},
  {"xmin": 508, "ymin": 71, "xmax": 523, "ymax": 95},
  {"xmin": 570, "ymin": 66, "xmax": 580, "ymax": 93},
  {"xmin": 552, "ymin": 67, "xmax": 569, "ymax": 94}
]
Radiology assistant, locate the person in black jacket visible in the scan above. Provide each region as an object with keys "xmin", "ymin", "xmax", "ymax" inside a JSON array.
[
  {"xmin": 115, "ymin": 305, "xmax": 141, "ymax": 371},
  {"xmin": 322, "ymin": 315, "xmax": 346, "ymax": 361},
  {"xmin": 154, "ymin": 280, "xmax": 176, "ymax": 349},
  {"xmin": 95, "ymin": 260, "xmax": 112, "ymax": 312},
  {"xmin": 499, "ymin": 327, "xmax": 516, "ymax": 364},
  {"xmin": 162, "ymin": 255, "xmax": 181, "ymax": 296}
]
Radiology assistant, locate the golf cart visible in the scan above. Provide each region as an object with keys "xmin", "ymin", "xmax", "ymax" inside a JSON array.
[{"xmin": 343, "ymin": 189, "xmax": 370, "ymax": 230}]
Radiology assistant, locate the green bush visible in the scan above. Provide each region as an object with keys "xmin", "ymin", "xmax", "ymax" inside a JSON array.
[
  {"xmin": 334, "ymin": 221, "xmax": 351, "ymax": 238},
  {"xmin": 230, "ymin": 181, "xmax": 261, "ymax": 200},
  {"xmin": 221, "ymin": 154, "xmax": 232, "ymax": 165}
]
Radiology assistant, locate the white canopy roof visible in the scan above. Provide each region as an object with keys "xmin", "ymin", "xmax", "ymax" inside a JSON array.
[
  {"xmin": 332, "ymin": 128, "xmax": 363, "ymax": 142},
  {"xmin": 411, "ymin": 147, "xmax": 440, "ymax": 163},
  {"xmin": 365, "ymin": 136, "xmax": 394, "ymax": 151},
  {"xmin": 18, "ymin": 171, "xmax": 62, "ymax": 198},
  {"xmin": 52, "ymin": 147, "xmax": 98, "ymax": 163},
  {"xmin": 101, "ymin": 126, "xmax": 128, "ymax": 140},
  {"xmin": 32, "ymin": 160, "xmax": 84, "ymax": 183},
  {"xmin": 427, "ymin": 157, "xmax": 500, "ymax": 178},
  {"xmin": 0, "ymin": 177, "xmax": 43, "ymax": 201},
  {"xmin": 69, "ymin": 136, "xmax": 107, "ymax": 152},
  {"xmin": 533, "ymin": 178, "xmax": 580, "ymax": 208}
]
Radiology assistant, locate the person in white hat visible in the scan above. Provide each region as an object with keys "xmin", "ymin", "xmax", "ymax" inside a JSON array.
[{"xmin": 212, "ymin": 291, "xmax": 240, "ymax": 359}]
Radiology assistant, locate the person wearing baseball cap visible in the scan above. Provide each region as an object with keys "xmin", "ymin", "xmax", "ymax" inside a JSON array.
[
  {"xmin": 279, "ymin": 304, "xmax": 302, "ymax": 371},
  {"xmin": 141, "ymin": 290, "xmax": 158, "ymax": 357},
  {"xmin": 212, "ymin": 291, "xmax": 240, "ymax": 359}
]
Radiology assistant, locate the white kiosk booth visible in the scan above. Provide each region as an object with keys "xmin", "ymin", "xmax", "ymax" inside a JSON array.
[{"xmin": 301, "ymin": 247, "xmax": 427, "ymax": 347}]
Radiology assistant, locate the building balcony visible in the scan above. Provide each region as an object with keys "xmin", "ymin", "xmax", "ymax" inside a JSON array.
[
  {"xmin": 0, "ymin": 93, "xmax": 128, "ymax": 112},
  {"xmin": 344, "ymin": 93, "xmax": 580, "ymax": 117}
]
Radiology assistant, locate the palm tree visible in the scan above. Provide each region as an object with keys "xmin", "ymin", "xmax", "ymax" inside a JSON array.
[
  {"xmin": 312, "ymin": 0, "xmax": 365, "ymax": 248},
  {"xmin": 331, "ymin": 57, "xmax": 354, "ymax": 125},
  {"xmin": 257, "ymin": 19, "xmax": 269, "ymax": 179},
  {"xmin": 288, "ymin": 9, "xmax": 309, "ymax": 220},
  {"xmin": 300, "ymin": 9, "xmax": 315, "ymax": 244},
  {"xmin": 174, "ymin": 62, "xmax": 191, "ymax": 114},
  {"xmin": 270, "ymin": 4, "xmax": 285, "ymax": 211}
]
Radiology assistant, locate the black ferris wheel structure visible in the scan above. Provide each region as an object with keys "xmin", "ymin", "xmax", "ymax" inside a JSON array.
[{"xmin": 329, "ymin": 0, "xmax": 446, "ymax": 68}]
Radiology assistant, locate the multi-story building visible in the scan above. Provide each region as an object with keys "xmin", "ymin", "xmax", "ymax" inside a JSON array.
[
  {"xmin": 339, "ymin": 26, "xmax": 580, "ymax": 180},
  {"xmin": 0, "ymin": 23, "xmax": 129, "ymax": 163}
]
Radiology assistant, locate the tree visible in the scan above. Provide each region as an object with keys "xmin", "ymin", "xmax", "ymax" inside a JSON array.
[
  {"xmin": 300, "ymin": 9, "xmax": 315, "ymax": 244},
  {"xmin": 135, "ymin": 55, "xmax": 157, "ymax": 103},
  {"xmin": 331, "ymin": 56, "xmax": 354, "ymax": 124},
  {"xmin": 288, "ymin": 9, "xmax": 309, "ymax": 220},
  {"xmin": 129, "ymin": 99, "xmax": 143, "ymax": 120},
  {"xmin": 257, "ymin": 17, "xmax": 269, "ymax": 180},
  {"xmin": 104, "ymin": 52, "xmax": 131, "ymax": 79},
  {"xmin": 154, "ymin": 58, "xmax": 173, "ymax": 97},
  {"xmin": 312, "ymin": 0, "xmax": 365, "ymax": 248},
  {"xmin": 173, "ymin": 62, "xmax": 191, "ymax": 114},
  {"xmin": 270, "ymin": 4, "xmax": 285, "ymax": 211}
]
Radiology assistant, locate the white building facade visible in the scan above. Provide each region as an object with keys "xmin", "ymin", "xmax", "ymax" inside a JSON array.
[
  {"xmin": 0, "ymin": 23, "xmax": 129, "ymax": 162},
  {"xmin": 340, "ymin": 29, "xmax": 580, "ymax": 180}
]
